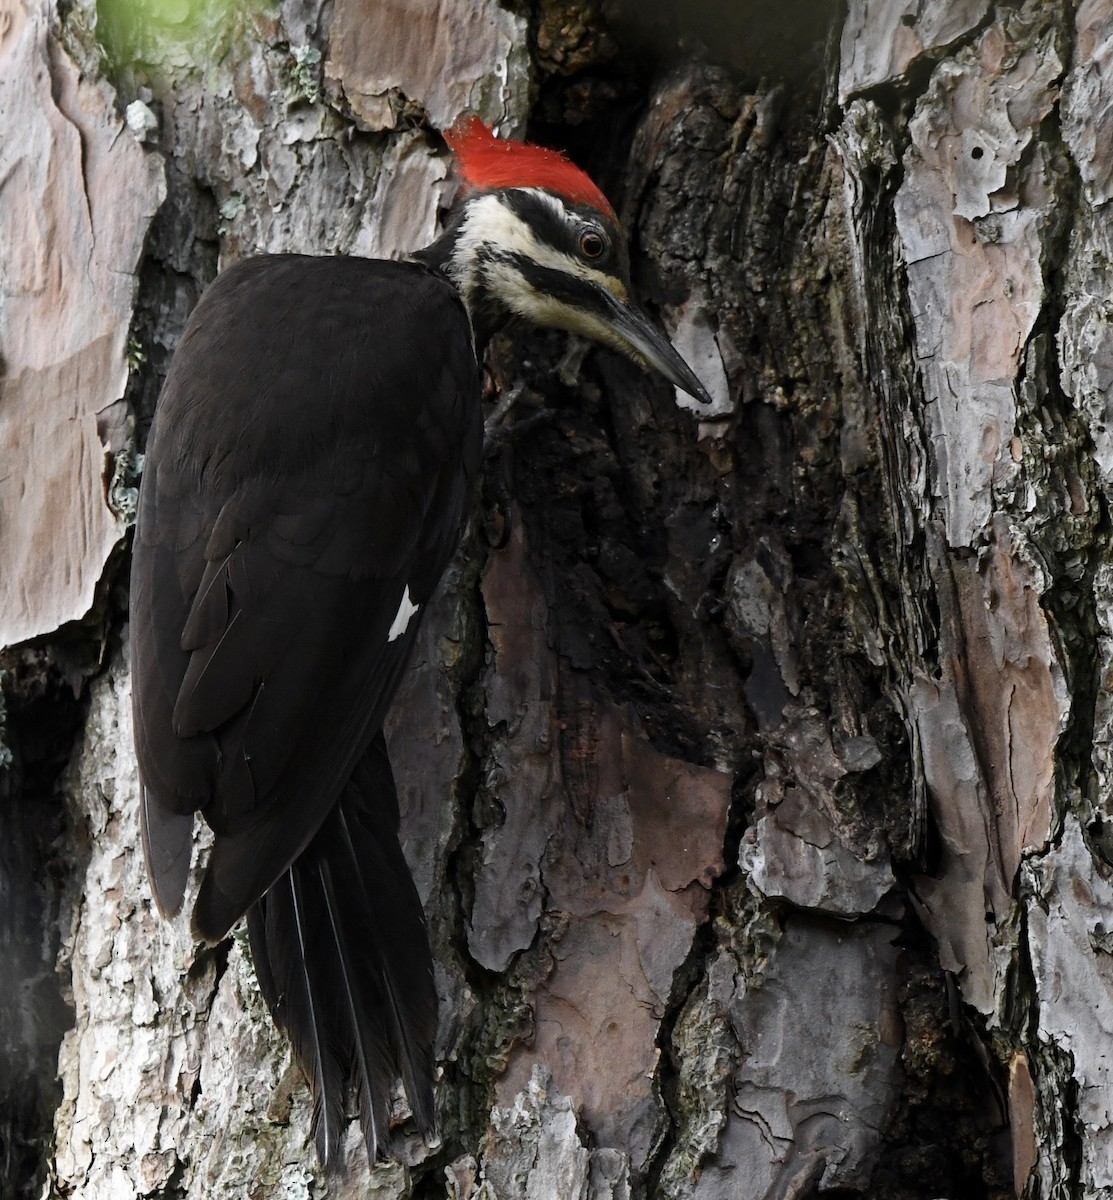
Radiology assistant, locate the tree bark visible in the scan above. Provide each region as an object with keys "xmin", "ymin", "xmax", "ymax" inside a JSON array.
[{"xmin": 1, "ymin": 1, "xmax": 1110, "ymax": 1198}]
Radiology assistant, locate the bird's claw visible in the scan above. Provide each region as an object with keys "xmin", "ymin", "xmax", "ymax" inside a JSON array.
[
  {"xmin": 483, "ymin": 382, "xmax": 526, "ymax": 440},
  {"xmin": 483, "ymin": 384, "xmax": 553, "ymax": 455}
]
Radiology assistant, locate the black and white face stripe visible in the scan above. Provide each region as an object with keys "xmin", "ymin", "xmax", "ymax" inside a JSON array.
[
  {"xmin": 503, "ymin": 252, "xmax": 616, "ymax": 319},
  {"xmin": 445, "ymin": 189, "xmax": 633, "ymax": 345},
  {"xmin": 446, "ymin": 190, "xmax": 624, "ymax": 300},
  {"xmin": 499, "ymin": 189, "xmax": 628, "ymax": 279},
  {"xmin": 420, "ymin": 184, "xmax": 714, "ymax": 404}
]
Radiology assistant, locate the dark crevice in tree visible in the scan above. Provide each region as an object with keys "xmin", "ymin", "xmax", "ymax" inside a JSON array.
[
  {"xmin": 1039, "ymin": 1041, "xmax": 1084, "ymax": 1200},
  {"xmin": 413, "ymin": 528, "xmax": 506, "ymax": 1183},
  {"xmin": 644, "ymin": 764, "xmax": 763, "ymax": 1198},
  {"xmin": 1021, "ymin": 51, "xmax": 1109, "ymax": 858},
  {"xmin": 0, "ymin": 654, "xmax": 87, "ymax": 1200},
  {"xmin": 867, "ymin": 931, "xmax": 1015, "ymax": 1200},
  {"xmin": 128, "ymin": 163, "xmax": 221, "ymax": 446}
]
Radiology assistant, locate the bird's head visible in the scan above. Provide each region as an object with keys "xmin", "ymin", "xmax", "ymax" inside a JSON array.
[{"xmin": 414, "ymin": 116, "xmax": 712, "ymax": 406}]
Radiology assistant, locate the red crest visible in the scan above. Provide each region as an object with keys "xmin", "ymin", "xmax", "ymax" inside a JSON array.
[{"xmin": 445, "ymin": 115, "xmax": 616, "ymax": 220}]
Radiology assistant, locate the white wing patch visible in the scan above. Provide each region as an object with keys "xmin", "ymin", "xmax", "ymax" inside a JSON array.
[{"xmin": 388, "ymin": 586, "xmax": 420, "ymax": 642}]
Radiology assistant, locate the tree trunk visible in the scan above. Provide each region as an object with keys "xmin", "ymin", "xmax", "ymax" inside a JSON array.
[{"xmin": 1, "ymin": 0, "xmax": 1109, "ymax": 1197}]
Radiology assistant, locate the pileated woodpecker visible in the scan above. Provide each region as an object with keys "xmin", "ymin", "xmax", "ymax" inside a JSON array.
[{"xmin": 130, "ymin": 116, "xmax": 711, "ymax": 1166}]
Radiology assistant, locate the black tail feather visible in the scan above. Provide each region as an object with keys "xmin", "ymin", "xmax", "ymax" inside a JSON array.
[
  {"xmin": 316, "ymin": 855, "xmax": 395, "ymax": 1157},
  {"xmin": 245, "ymin": 733, "xmax": 437, "ymax": 1166}
]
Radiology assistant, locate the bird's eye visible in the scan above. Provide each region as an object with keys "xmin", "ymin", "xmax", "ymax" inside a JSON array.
[{"xmin": 580, "ymin": 230, "xmax": 607, "ymax": 260}]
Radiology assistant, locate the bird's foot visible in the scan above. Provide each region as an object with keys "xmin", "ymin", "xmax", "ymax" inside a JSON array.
[{"xmin": 483, "ymin": 384, "xmax": 553, "ymax": 454}]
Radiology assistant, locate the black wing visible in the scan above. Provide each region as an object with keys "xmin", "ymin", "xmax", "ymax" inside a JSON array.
[{"xmin": 130, "ymin": 253, "xmax": 480, "ymax": 936}]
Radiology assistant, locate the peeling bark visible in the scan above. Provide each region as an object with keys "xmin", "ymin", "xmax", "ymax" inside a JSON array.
[
  {"xmin": 325, "ymin": 0, "xmax": 528, "ymax": 134},
  {"xmin": 0, "ymin": 0, "xmax": 163, "ymax": 648}
]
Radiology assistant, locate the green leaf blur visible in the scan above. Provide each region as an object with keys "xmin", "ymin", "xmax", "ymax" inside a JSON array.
[{"xmin": 95, "ymin": 0, "xmax": 266, "ymax": 69}]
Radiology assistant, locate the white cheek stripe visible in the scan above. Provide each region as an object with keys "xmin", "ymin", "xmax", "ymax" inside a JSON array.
[
  {"xmin": 388, "ymin": 586, "xmax": 420, "ymax": 642},
  {"xmin": 486, "ymin": 259, "xmax": 629, "ymax": 350},
  {"xmin": 451, "ymin": 192, "xmax": 625, "ymax": 301}
]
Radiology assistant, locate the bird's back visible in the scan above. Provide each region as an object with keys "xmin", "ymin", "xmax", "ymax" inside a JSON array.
[{"xmin": 131, "ymin": 252, "xmax": 482, "ymax": 931}]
